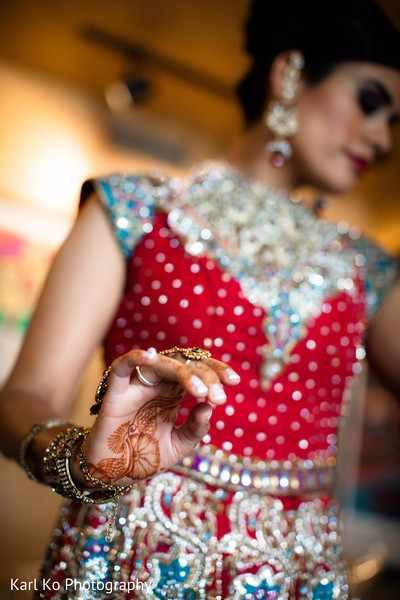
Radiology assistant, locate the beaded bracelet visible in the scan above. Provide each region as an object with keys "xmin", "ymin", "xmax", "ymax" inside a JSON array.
[
  {"xmin": 43, "ymin": 425, "xmax": 133, "ymax": 542},
  {"xmin": 79, "ymin": 443, "xmax": 134, "ymax": 542},
  {"xmin": 19, "ymin": 417, "xmax": 72, "ymax": 483},
  {"xmin": 43, "ymin": 426, "xmax": 129, "ymax": 505},
  {"xmin": 78, "ymin": 448, "xmax": 123, "ymax": 492}
]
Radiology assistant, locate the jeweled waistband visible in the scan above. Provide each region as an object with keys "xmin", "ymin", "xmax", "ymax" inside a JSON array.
[{"xmin": 173, "ymin": 445, "xmax": 336, "ymax": 495}]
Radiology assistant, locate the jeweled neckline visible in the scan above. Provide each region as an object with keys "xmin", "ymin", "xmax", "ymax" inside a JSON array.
[
  {"xmin": 183, "ymin": 160, "xmax": 319, "ymax": 223},
  {"xmin": 186, "ymin": 160, "xmax": 293, "ymax": 199},
  {"xmin": 167, "ymin": 160, "xmax": 359, "ymax": 387}
]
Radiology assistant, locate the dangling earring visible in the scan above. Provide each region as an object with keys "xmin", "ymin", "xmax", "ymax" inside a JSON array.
[{"xmin": 265, "ymin": 50, "xmax": 304, "ymax": 168}]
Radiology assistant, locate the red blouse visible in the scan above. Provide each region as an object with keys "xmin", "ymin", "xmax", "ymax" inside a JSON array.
[{"xmin": 83, "ymin": 162, "xmax": 398, "ymax": 471}]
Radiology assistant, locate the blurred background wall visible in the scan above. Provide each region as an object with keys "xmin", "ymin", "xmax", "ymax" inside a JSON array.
[{"xmin": 0, "ymin": 1, "xmax": 399, "ymax": 598}]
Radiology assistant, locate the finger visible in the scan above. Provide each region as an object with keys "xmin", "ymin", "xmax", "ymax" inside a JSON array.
[
  {"xmin": 159, "ymin": 353, "xmax": 240, "ymax": 394},
  {"xmin": 171, "ymin": 402, "xmax": 212, "ymax": 456},
  {"xmin": 108, "ymin": 348, "xmax": 159, "ymax": 394},
  {"xmin": 184, "ymin": 361, "xmax": 228, "ymax": 404},
  {"xmin": 202, "ymin": 358, "xmax": 241, "ymax": 385},
  {"xmin": 107, "ymin": 350, "xmax": 206, "ymax": 400},
  {"xmin": 137, "ymin": 354, "xmax": 232, "ymax": 405},
  {"xmin": 109, "ymin": 350, "xmax": 239, "ymax": 406},
  {"xmin": 137, "ymin": 354, "xmax": 211, "ymax": 398},
  {"xmin": 167, "ymin": 352, "xmax": 240, "ymax": 386}
]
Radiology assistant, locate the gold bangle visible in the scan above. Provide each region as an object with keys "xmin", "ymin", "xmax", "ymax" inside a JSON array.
[
  {"xmin": 43, "ymin": 425, "xmax": 133, "ymax": 542},
  {"xmin": 19, "ymin": 418, "xmax": 72, "ymax": 483},
  {"xmin": 43, "ymin": 426, "xmax": 129, "ymax": 505}
]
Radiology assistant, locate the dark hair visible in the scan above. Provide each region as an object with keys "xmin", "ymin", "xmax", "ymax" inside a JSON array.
[{"xmin": 237, "ymin": 0, "xmax": 400, "ymax": 126}]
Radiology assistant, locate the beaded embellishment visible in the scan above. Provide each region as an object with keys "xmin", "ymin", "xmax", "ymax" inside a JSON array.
[
  {"xmin": 174, "ymin": 444, "xmax": 335, "ymax": 495},
  {"xmin": 36, "ymin": 472, "xmax": 348, "ymax": 600},
  {"xmin": 94, "ymin": 170, "xmax": 171, "ymax": 259}
]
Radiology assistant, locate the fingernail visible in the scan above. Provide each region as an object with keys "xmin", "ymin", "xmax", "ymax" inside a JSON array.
[
  {"xmin": 205, "ymin": 406, "xmax": 212, "ymax": 421},
  {"xmin": 143, "ymin": 347, "xmax": 157, "ymax": 358},
  {"xmin": 190, "ymin": 376, "xmax": 208, "ymax": 395},
  {"xmin": 210, "ymin": 383, "xmax": 227, "ymax": 402},
  {"xmin": 225, "ymin": 368, "xmax": 241, "ymax": 383}
]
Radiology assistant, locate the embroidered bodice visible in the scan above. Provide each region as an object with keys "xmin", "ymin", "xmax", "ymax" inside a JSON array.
[{"xmin": 83, "ymin": 161, "xmax": 398, "ymax": 474}]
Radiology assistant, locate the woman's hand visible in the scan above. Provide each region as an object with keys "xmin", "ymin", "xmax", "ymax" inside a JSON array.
[{"xmin": 80, "ymin": 348, "xmax": 240, "ymax": 487}]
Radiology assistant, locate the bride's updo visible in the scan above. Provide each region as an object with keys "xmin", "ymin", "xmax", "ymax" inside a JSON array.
[{"xmin": 237, "ymin": 0, "xmax": 400, "ymax": 126}]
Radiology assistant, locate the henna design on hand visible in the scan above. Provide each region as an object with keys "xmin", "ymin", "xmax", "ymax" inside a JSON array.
[{"xmin": 89, "ymin": 382, "xmax": 185, "ymax": 483}]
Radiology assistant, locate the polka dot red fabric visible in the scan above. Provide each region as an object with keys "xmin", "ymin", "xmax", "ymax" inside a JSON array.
[{"xmin": 103, "ymin": 210, "xmax": 366, "ymax": 463}]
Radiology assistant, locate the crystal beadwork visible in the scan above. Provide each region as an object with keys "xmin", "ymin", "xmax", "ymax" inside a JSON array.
[{"xmin": 37, "ymin": 472, "xmax": 349, "ymax": 600}]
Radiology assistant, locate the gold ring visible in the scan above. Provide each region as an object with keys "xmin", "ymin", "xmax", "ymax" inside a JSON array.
[
  {"xmin": 135, "ymin": 366, "xmax": 161, "ymax": 387},
  {"xmin": 159, "ymin": 346, "xmax": 212, "ymax": 361}
]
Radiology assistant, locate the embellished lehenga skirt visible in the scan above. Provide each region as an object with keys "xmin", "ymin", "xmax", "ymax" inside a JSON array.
[{"xmin": 35, "ymin": 457, "xmax": 348, "ymax": 600}]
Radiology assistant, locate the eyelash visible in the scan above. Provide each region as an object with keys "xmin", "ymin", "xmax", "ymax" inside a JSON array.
[{"xmin": 358, "ymin": 88, "xmax": 382, "ymax": 116}]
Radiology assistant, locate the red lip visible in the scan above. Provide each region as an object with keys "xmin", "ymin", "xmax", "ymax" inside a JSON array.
[{"xmin": 347, "ymin": 153, "xmax": 369, "ymax": 175}]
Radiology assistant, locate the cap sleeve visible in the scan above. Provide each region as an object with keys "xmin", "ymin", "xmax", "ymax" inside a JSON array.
[
  {"xmin": 354, "ymin": 235, "xmax": 400, "ymax": 320},
  {"xmin": 80, "ymin": 172, "xmax": 170, "ymax": 259}
]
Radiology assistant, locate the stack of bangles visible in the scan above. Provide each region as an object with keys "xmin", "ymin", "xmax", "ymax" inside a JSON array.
[
  {"xmin": 19, "ymin": 418, "xmax": 131, "ymax": 506},
  {"xmin": 18, "ymin": 347, "xmax": 211, "ymax": 504}
]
